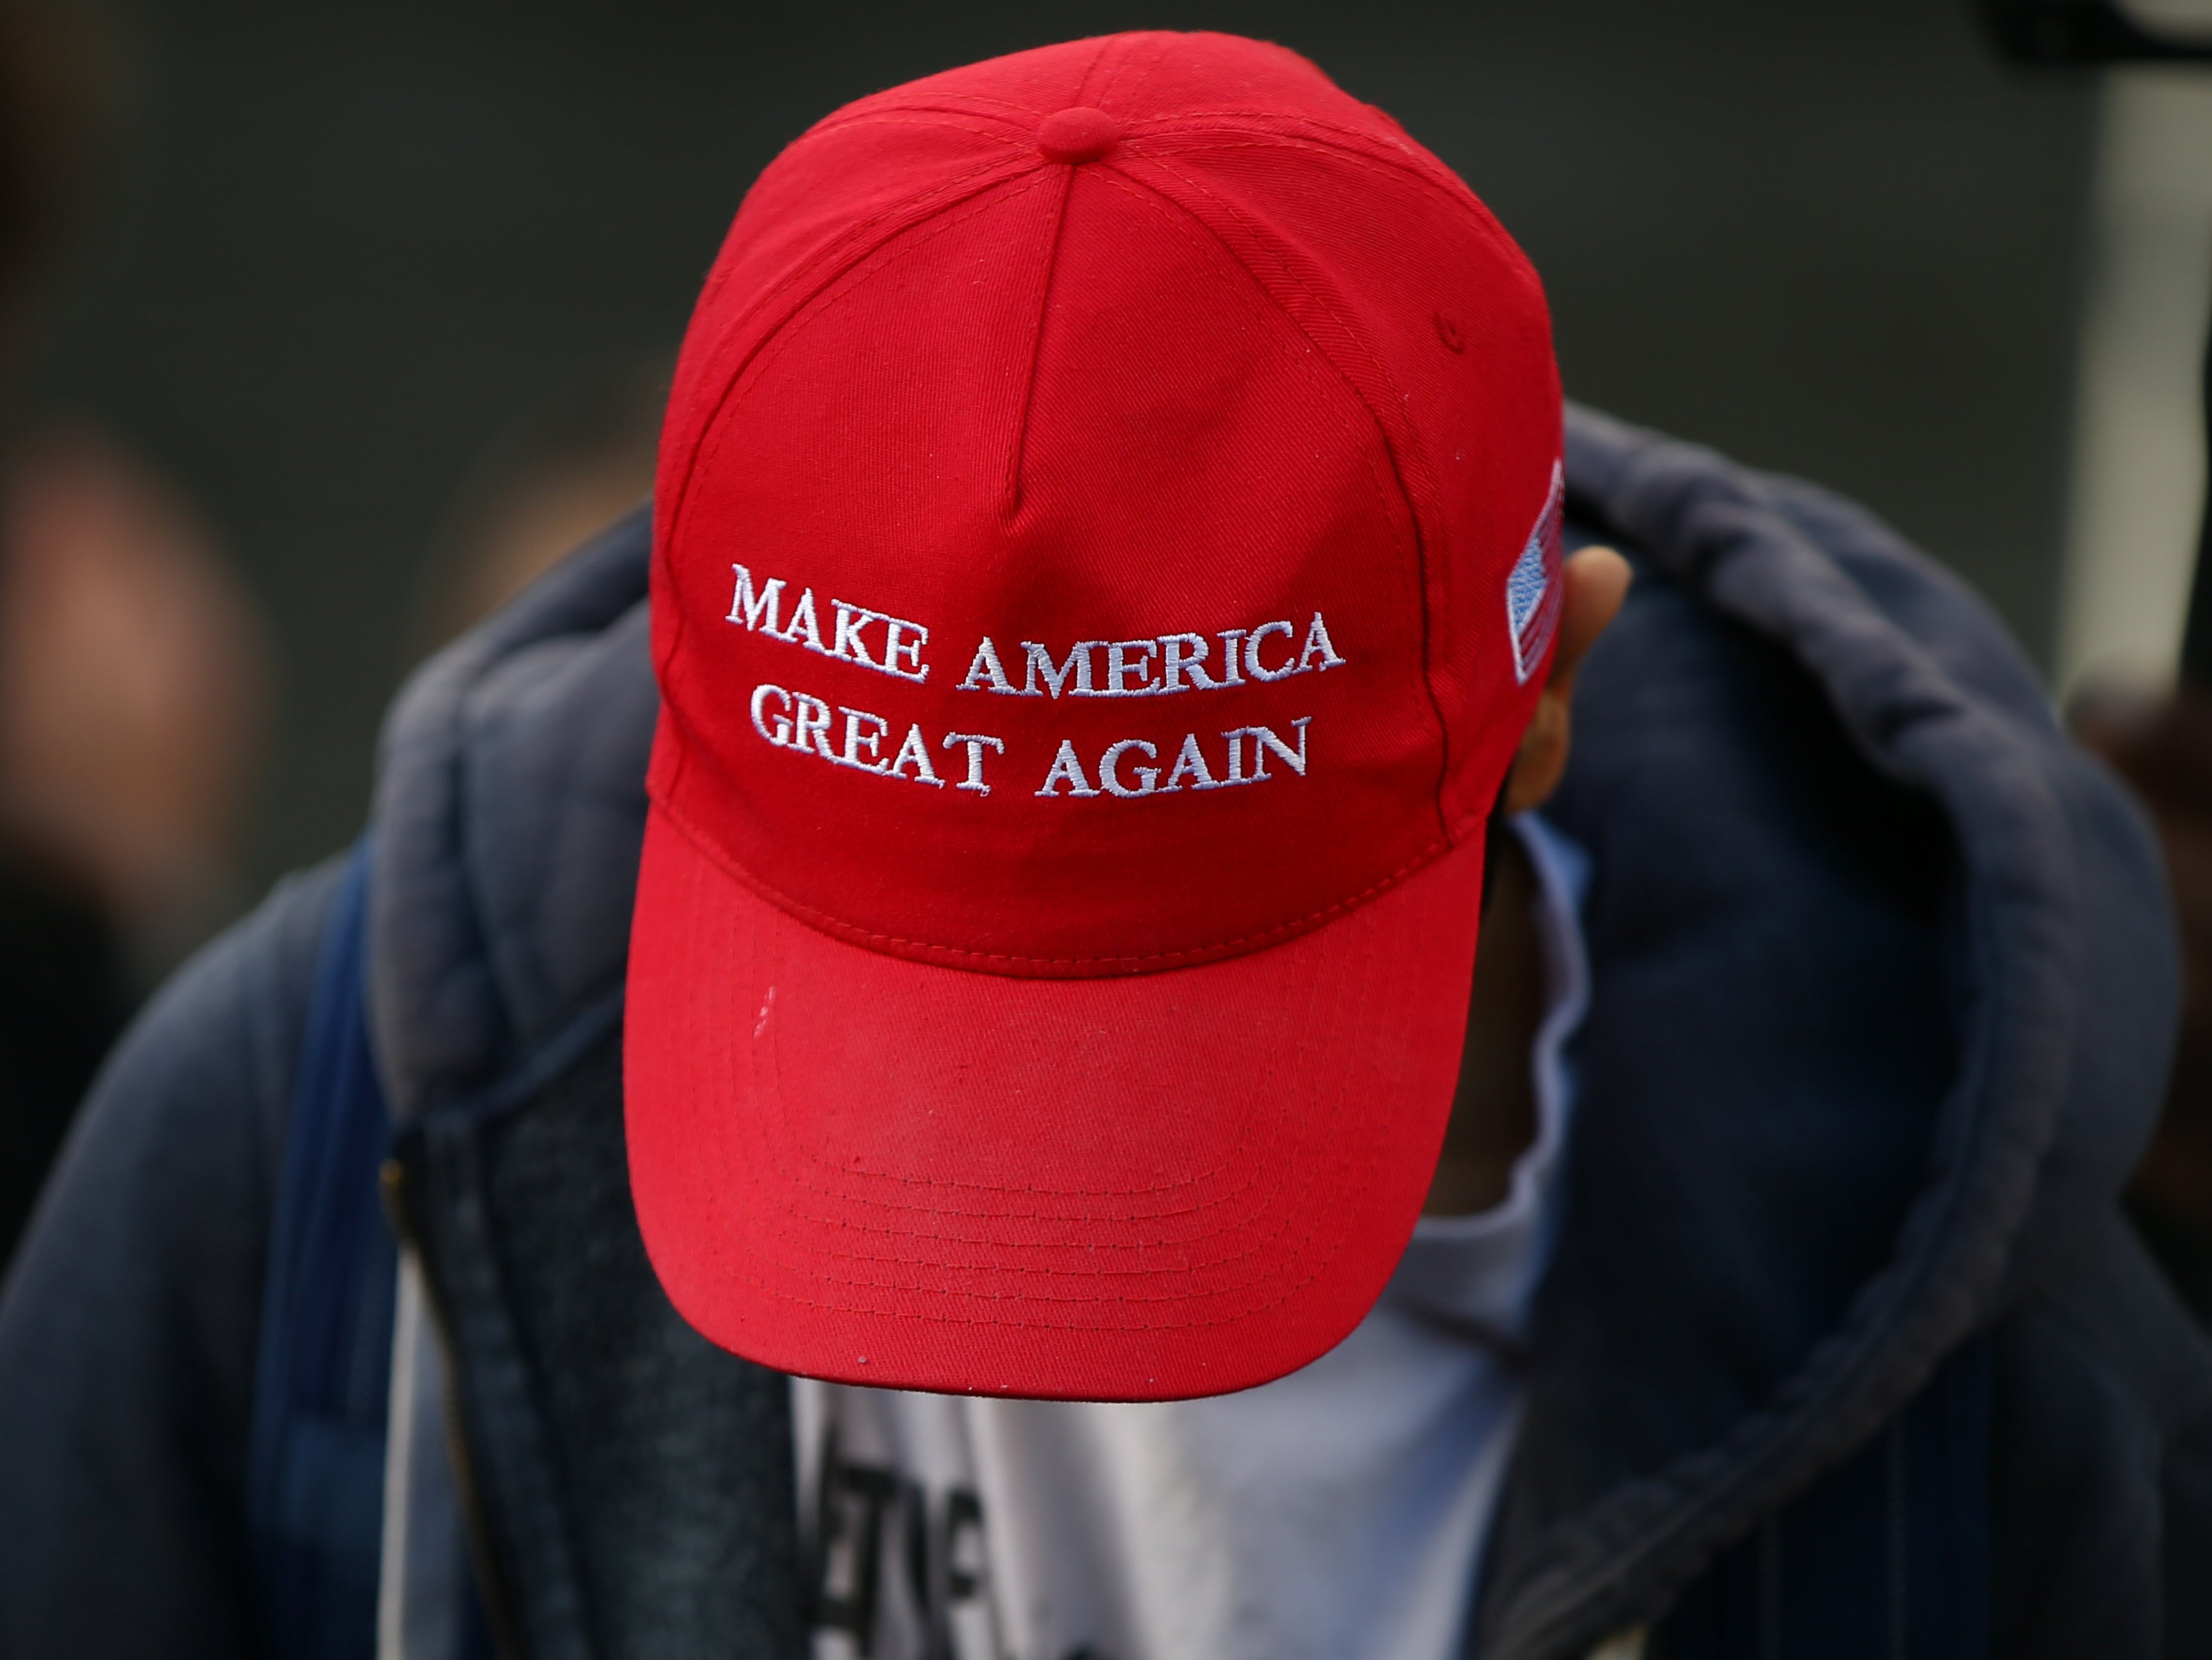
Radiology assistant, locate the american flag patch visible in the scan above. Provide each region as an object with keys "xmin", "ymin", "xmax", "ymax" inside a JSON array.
[{"xmin": 1506, "ymin": 460, "xmax": 1565, "ymax": 684}]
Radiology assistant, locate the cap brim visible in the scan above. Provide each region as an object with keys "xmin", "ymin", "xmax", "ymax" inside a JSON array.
[{"xmin": 625, "ymin": 803, "xmax": 1488, "ymax": 1401}]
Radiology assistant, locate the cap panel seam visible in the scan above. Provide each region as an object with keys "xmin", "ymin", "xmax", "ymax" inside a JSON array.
[
  {"xmin": 1078, "ymin": 163, "xmax": 1422, "ymax": 564},
  {"xmin": 661, "ymin": 154, "xmax": 1042, "ymax": 541},
  {"xmin": 1090, "ymin": 30, "xmax": 1174, "ymax": 107},
  {"xmin": 1126, "ymin": 113, "xmax": 1462, "ymax": 191},
  {"xmin": 696, "ymin": 169, "xmax": 1061, "ymax": 434},
  {"xmin": 806, "ymin": 100, "xmax": 1043, "ymax": 140},
  {"xmin": 655, "ymin": 161, "xmax": 1042, "ymax": 757},
  {"xmin": 658, "ymin": 172, "xmax": 1060, "ymax": 753},
  {"xmin": 1126, "ymin": 148, "xmax": 1454, "ymax": 829},
  {"xmin": 1072, "ymin": 159, "xmax": 1428, "ymax": 674},
  {"xmin": 1071, "ymin": 31, "xmax": 1122, "ymax": 104},
  {"xmin": 784, "ymin": 113, "xmax": 1034, "ymax": 150},
  {"xmin": 1001, "ymin": 163, "xmax": 1079, "ymax": 516},
  {"xmin": 1139, "ymin": 123, "xmax": 1527, "ymax": 266},
  {"xmin": 794, "ymin": 43, "xmax": 1151, "ymax": 141},
  {"xmin": 1096, "ymin": 152, "xmax": 1458, "ymax": 845}
]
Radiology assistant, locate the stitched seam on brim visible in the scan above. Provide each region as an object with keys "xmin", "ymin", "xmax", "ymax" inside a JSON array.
[{"xmin": 651, "ymin": 786, "xmax": 1458, "ymax": 972}]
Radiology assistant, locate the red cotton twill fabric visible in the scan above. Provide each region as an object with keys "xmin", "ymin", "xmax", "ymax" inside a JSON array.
[{"xmin": 627, "ymin": 29, "xmax": 1563, "ymax": 1400}]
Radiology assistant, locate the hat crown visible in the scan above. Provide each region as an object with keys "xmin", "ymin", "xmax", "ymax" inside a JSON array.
[{"xmin": 650, "ymin": 31, "xmax": 1560, "ymax": 978}]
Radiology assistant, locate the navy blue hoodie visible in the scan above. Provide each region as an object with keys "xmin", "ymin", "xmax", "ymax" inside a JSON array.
[{"xmin": 1, "ymin": 407, "xmax": 2205, "ymax": 1659}]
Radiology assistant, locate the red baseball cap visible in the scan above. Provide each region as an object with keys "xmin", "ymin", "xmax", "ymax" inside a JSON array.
[{"xmin": 628, "ymin": 30, "xmax": 1563, "ymax": 1400}]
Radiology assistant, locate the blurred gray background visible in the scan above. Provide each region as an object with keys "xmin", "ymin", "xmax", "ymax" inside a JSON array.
[{"xmin": 20, "ymin": 0, "xmax": 2099, "ymax": 897}]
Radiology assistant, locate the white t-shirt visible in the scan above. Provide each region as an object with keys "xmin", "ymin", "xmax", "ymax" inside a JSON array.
[{"xmin": 792, "ymin": 814, "xmax": 1592, "ymax": 1660}]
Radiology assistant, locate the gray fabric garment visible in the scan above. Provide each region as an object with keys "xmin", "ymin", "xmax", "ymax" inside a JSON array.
[{"xmin": 1, "ymin": 407, "xmax": 2205, "ymax": 1660}]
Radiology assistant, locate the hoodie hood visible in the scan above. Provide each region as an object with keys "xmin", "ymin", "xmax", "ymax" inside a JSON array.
[
  {"xmin": 1469, "ymin": 408, "xmax": 2175, "ymax": 1656},
  {"xmin": 363, "ymin": 406, "xmax": 2177, "ymax": 1655}
]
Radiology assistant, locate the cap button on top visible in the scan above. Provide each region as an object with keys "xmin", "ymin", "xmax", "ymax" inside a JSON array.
[{"xmin": 1036, "ymin": 107, "xmax": 1122, "ymax": 165}]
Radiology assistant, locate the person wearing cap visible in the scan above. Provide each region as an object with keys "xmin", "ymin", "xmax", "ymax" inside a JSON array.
[{"xmin": 1, "ymin": 31, "xmax": 2205, "ymax": 1660}]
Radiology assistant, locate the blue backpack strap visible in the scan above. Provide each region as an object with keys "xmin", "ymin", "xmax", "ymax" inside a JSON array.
[{"xmin": 246, "ymin": 840, "xmax": 399, "ymax": 1659}]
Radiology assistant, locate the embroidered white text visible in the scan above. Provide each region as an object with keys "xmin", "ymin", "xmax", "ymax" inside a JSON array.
[
  {"xmin": 958, "ymin": 613, "xmax": 1344, "ymax": 698},
  {"xmin": 728, "ymin": 564, "xmax": 930, "ymax": 684},
  {"xmin": 1035, "ymin": 719, "xmax": 1312, "ymax": 798}
]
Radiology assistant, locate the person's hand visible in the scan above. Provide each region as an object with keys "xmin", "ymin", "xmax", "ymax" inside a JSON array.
[
  {"xmin": 0, "ymin": 432, "xmax": 268, "ymax": 943},
  {"xmin": 1426, "ymin": 545, "xmax": 1633, "ymax": 1217},
  {"xmin": 1503, "ymin": 544, "xmax": 1632, "ymax": 814}
]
